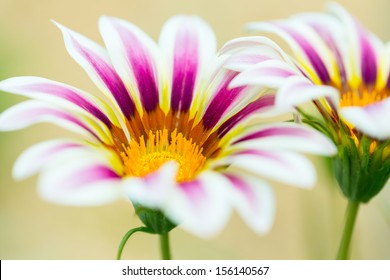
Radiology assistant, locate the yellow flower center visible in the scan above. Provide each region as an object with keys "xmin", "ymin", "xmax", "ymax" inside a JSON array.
[
  {"xmin": 121, "ymin": 129, "xmax": 206, "ymax": 183},
  {"xmin": 339, "ymin": 87, "xmax": 388, "ymax": 108}
]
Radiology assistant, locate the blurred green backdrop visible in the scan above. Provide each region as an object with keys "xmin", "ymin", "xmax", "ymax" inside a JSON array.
[{"xmin": 0, "ymin": 0, "xmax": 389, "ymax": 259}]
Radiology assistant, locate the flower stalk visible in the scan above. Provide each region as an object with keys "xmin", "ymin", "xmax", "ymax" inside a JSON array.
[
  {"xmin": 160, "ymin": 232, "xmax": 171, "ymax": 260},
  {"xmin": 116, "ymin": 226, "xmax": 154, "ymax": 260},
  {"xmin": 337, "ymin": 200, "xmax": 360, "ymax": 260}
]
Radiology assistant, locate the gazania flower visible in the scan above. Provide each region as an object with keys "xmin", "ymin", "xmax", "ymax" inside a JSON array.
[
  {"xmin": 0, "ymin": 15, "xmax": 335, "ymax": 253},
  {"xmin": 229, "ymin": 3, "xmax": 390, "ymax": 259}
]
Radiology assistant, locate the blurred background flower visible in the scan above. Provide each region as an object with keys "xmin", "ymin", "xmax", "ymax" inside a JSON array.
[
  {"xmin": 230, "ymin": 2, "xmax": 390, "ymax": 259},
  {"xmin": 0, "ymin": 0, "xmax": 389, "ymax": 259}
]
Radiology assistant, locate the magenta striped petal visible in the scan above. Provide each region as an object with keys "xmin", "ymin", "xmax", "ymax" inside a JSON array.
[
  {"xmin": 0, "ymin": 101, "xmax": 104, "ymax": 141},
  {"xmin": 223, "ymin": 172, "xmax": 274, "ymax": 233},
  {"xmin": 357, "ymin": 24, "xmax": 378, "ymax": 84},
  {"xmin": 297, "ymin": 15, "xmax": 348, "ymax": 83},
  {"xmin": 246, "ymin": 21, "xmax": 333, "ymax": 84},
  {"xmin": 274, "ymin": 76, "xmax": 339, "ymax": 110},
  {"xmin": 235, "ymin": 125, "xmax": 318, "ymax": 143},
  {"xmin": 202, "ymin": 71, "xmax": 247, "ymax": 129},
  {"xmin": 56, "ymin": 22, "xmax": 137, "ymax": 119},
  {"xmin": 27, "ymin": 83, "xmax": 111, "ymax": 126},
  {"xmin": 65, "ymin": 165, "xmax": 120, "ymax": 187},
  {"xmin": 225, "ymin": 174, "xmax": 258, "ymax": 210},
  {"xmin": 170, "ymin": 31, "xmax": 198, "ymax": 112},
  {"xmin": 179, "ymin": 180, "xmax": 209, "ymax": 209},
  {"xmin": 217, "ymin": 94, "xmax": 275, "ymax": 137},
  {"xmin": 223, "ymin": 48, "xmax": 281, "ymax": 72},
  {"xmin": 0, "ymin": 77, "xmax": 112, "ymax": 128},
  {"xmin": 230, "ymin": 60, "xmax": 299, "ymax": 89},
  {"xmin": 275, "ymin": 23, "xmax": 331, "ymax": 83},
  {"xmin": 230, "ymin": 123, "xmax": 337, "ymax": 155},
  {"xmin": 387, "ymin": 73, "xmax": 390, "ymax": 89},
  {"xmin": 159, "ymin": 16, "xmax": 216, "ymax": 112},
  {"xmin": 99, "ymin": 17, "xmax": 160, "ymax": 112},
  {"xmin": 327, "ymin": 3, "xmax": 381, "ymax": 85},
  {"xmin": 164, "ymin": 171, "xmax": 231, "ymax": 237},
  {"xmin": 39, "ymin": 159, "xmax": 122, "ymax": 206},
  {"xmin": 13, "ymin": 139, "xmax": 83, "ymax": 180},
  {"xmin": 228, "ymin": 149, "xmax": 316, "ymax": 188}
]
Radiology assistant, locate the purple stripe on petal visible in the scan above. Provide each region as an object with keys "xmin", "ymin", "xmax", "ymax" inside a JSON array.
[
  {"xmin": 25, "ymin": 83, "xmax": 112, "ymax": 127},
  {"xmin": 387, "ymin": 74, "xmax": 390, "ymax": 89},
  {"xmin": 51, "ymin": 111, "xmax": 101, "ymax": 140},
  {"xmin": 20, "ymin": 107, "xmax": 102, "ymax": 141},
  {"xmin": 253, "ymin": 66, "xmax": 296, "ymax": 77},
  {"xmin": 233, "ymin": 126, "xmax": 312, "ymax": 144},
  {"xmin": 234, "ymin": 149, "xmax": 286, "ymax": 165},
  {"xmin": 71, "ymin": 37, "xmax": 136, "ymax": 118},
  {"xmin": 57, "ymin": 112, "xmax": 102, "ymax": 140},
  {"xmin": 179, "ymin": 179, "xmax": 206, "ymax": 208},
  {"xmin": 357, "ymin": 25, "xmax": 377, "ymax": 84},
  {"xmin": 13, "ymin": 141, "xmax": 84, "ymax": 180},
  {"xmin": 224, "ymin": 52, "xmax": 276, "ymax": 72},
  {"xmin": 231, "ymin": 53, "xmax": 273, "ymax": 65},
  {"xmin": 202, "ymin": 71, "xmax": 246, "ymax": 129},
  {"xmin": 171, "ymin": 26, "xmax": 198, "ymax": 112},
  {"xmin": 49, "ymin": 142, "xmax": 82, "ymax": 153},
  {"xmin": 114, "ymin": 23, "xmax": 159, "ymax": 112},
  {"xmin": 279, "ymin": 24, "xmax": 331, "ymax": 84},
  {"xmin": 308, "ymin": 22, "xmax": 348, "ymax": 85},
  {"xmin": 66, "ymin": 165, "xmax": 120, "ymax": 188},
  {"xmin": 217, "ymin": 95, "xmax": 275, "ymax": 138},
  {"xmin": 224, "ymin": 174, "xmax": 257, "ymax": 210}
]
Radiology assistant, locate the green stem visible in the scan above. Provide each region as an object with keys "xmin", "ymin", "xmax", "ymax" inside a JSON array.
[
  {"xmin": 160, "ymin": 232, "xmax": 171, "ymax": 260},
  {"xmin": 116, "ymin": 226, "xmax": 153, "ymax": 260},
  {"xmin": 337, "ymin": 200, "xmax": 360, "ymax": 260}
]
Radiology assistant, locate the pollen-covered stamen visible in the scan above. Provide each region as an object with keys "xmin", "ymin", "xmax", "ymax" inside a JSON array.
[
  {"xmin": 340, "ymin": 87, "xmax": 389, "ymax": 107},
  {"xmin": 121, "ymin": 129, "xmax": 206, "ymax": 182}
]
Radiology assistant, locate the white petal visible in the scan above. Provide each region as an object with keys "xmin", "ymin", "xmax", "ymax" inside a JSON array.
[
  {"xmin": 0, "ymin": 76, "xmax": 119, "ymax": 128},
  {"xmin": 123, "ymin": 161, "xmax": 178, "ymax": 209},
  {"xmin": 224, "ymin": 171, "xmax": 275, "ymax": 234},
  {"xmin": 223, "ymin": 46, "xmax": 283, "ymax": 72},
  {"xmin": 13, "ymin": 139, "xmax": 84, "ymax": 180},
  {"xmin": 219, "ymin": 36, "xmax": 293, "ymax": 65},
  {"xmin": 228, "ymin": 150, "xmax": 317, "ymax": 188},
  {"xmin": 0, "ymin": 100, "xmax": 110, "ymax": 143},
  {"xmin": 275, "ymin": 76, "xmax": 340, "ymax": 110},
  {"xmin": 230, "ymin": 60, "xmax": 300, "ymax": 89},
  {"xmin": 164, "ymin": 171, "xmax": 232, "ymax": 238},
  {"xmin": 38, "ymin": 150, "xmax": 122, "ymax": 206},
  {"xmin": 341, "ymin": 99, "xmax": 390, "ymax": 140},
  {"xmin": 231, "ymin": 123, "xmax": 337, "ymax": 156}
]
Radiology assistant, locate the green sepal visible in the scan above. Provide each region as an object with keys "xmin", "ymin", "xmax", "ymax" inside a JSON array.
[
  {"xmin": 333, "ymin": 137, "xmax": 390, "ymax": 203},
  {"xmin": 132, "ymin": 202, "xmax": 176, "ymax": 234},
  {"xmin": 303, "ymin": 114, "xmax": 390, "ymax": 203}
]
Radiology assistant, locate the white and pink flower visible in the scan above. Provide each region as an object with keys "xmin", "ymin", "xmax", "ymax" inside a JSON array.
[
  {"xmin": 225, "ymin": 4, "xmax": 390, "ymax": 203},
  {"xmin": 229, "ymin": 3, "xmax": 390, "ymax": 141},
  {"xmin": 0, "ymin": 15, "xmax": 335, "ymax": 237}
]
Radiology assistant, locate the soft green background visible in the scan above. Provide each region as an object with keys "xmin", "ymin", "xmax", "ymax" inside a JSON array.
[{"xmin": 1, "ymin": 0, "xmax": 389, "ymax": 259}]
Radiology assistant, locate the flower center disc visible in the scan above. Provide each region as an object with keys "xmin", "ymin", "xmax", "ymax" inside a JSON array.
[
  {"xmin": 340, "ymin": 87, "xmax": 388, "ymax": 108},
  {"xmin": 121, "ymin": 129, "xmax": 206, "ymax": 183}
]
